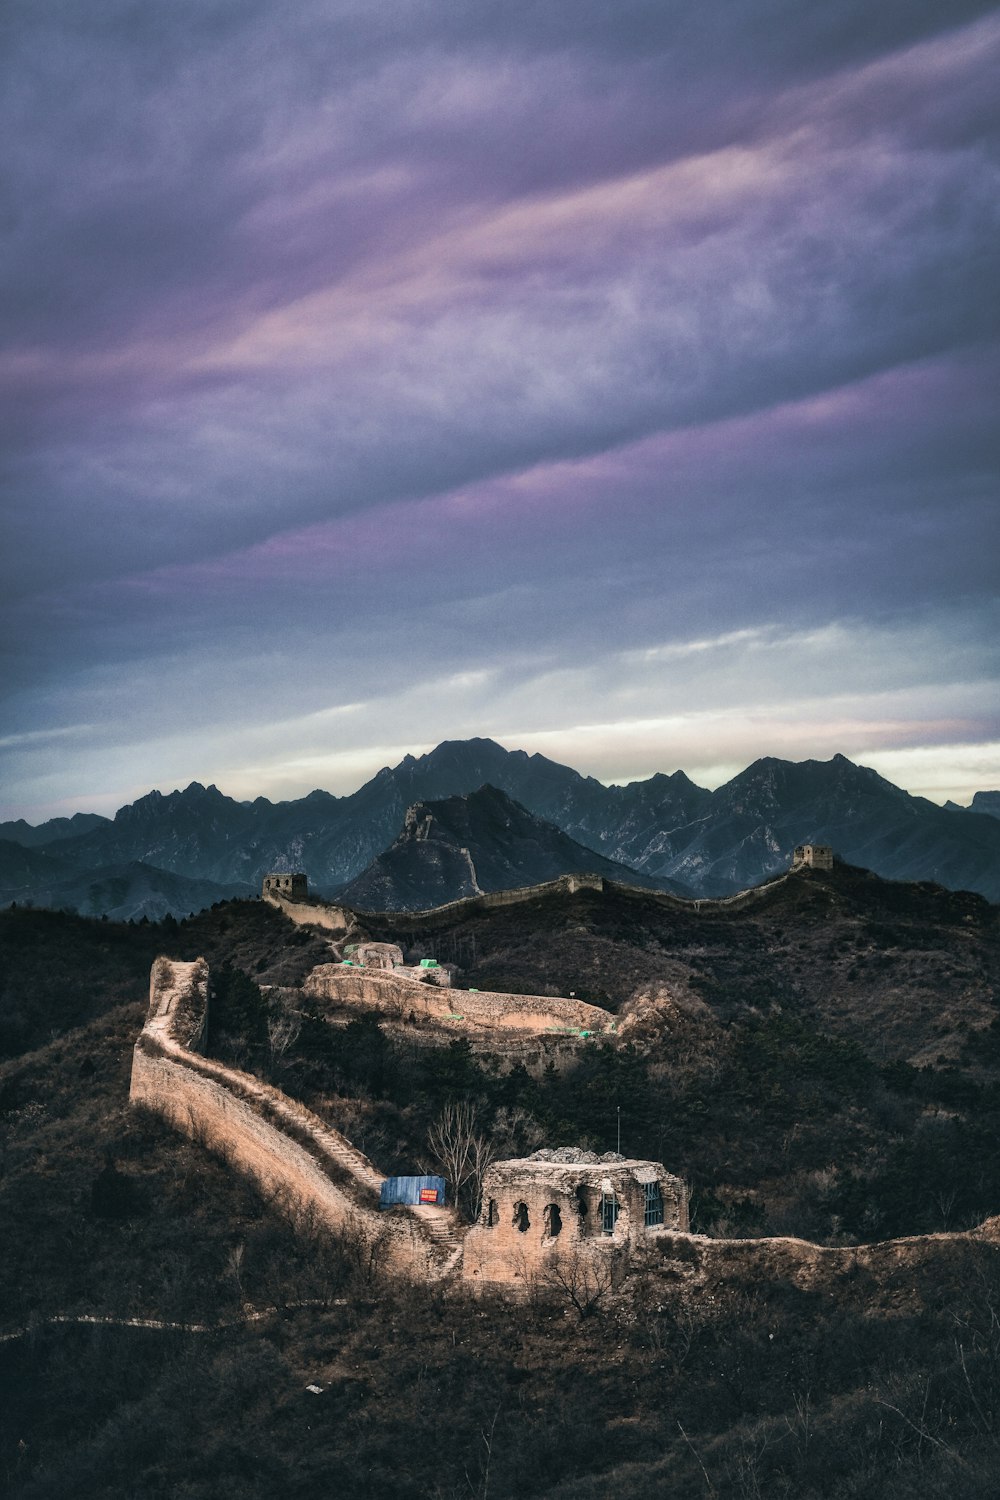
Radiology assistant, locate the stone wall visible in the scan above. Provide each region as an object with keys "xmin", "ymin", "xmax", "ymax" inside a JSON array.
[
  {"xmin": 261, "ymin": 890, "xmax": 354, "ymax": 935},
  {"xmin": 350, "ymin": 942, "xmax": 405, "ymax": 970},
  {"xmin": 648, "ymin": 1218, "xmax": 1000, "ymax": 1303},
  {"xmin": 128, "ymin": 961, "xmax": 1000, "ymax": 1302},
  {"xmin": 303, "ymin": 964, "xmax": 614, "ymax": 1034},
  {"xmin": 353, "ymin": 872, "xmax": 618, "ymax": 925},
  {"xmin": 263, "ymin": 869, "xmax": 805, "ymax": 939},
  {"xmin": 130, "ymin": 958, "xmax": 460, "ymax": 1280},
  {"xmin": 360, "ymin": 870, "xmax": 801, "ymax": 930}
]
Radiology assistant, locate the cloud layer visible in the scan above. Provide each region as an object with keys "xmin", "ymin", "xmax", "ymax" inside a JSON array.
[{"xmin": 2, "ymin": 2, "xmax": 998, "ymax": 816}]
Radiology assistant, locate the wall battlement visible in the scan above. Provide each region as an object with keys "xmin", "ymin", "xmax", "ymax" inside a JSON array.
[
  {"xmin": 791, "ymin": 844, "xmax": 834, "ymax": 870},
  {"xmin": 262, "ymin": 872, "xmax": 308, "ymax": 900}
]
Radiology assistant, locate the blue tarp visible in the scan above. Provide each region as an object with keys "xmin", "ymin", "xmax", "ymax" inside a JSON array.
[{"xmin": 379, "ymin": 1174, "xmax": 446, "ymax": 1208}]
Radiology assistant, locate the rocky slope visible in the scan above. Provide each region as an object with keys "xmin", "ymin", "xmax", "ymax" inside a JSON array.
[{"xmin": 335, "ymin": 785, "xmax": 689, "ymax": 910}]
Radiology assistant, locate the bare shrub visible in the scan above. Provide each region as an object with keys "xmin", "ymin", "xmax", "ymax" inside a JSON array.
[
  {"xmin": 539, "ymin": 1250, "xmax": 617, "ymax": 1318},
  {"xmin": 266, "ymin": 1007, "xmax": 301, "ymax": 1070}
]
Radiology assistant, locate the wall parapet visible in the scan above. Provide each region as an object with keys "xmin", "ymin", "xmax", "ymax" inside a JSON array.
[{"xmin": 262, "ymin": 889, "xmax": 354, "ymax": 935}]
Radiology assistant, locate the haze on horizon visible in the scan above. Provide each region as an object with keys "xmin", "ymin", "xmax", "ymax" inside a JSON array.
[{"xmin": 2, "ymin": 2, "xmax": 998, "ymax": 823}]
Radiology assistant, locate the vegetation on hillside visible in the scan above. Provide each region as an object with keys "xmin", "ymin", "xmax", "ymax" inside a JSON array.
[
  {"xmin": 4, "ymin": 1199, "xmax": 1000, "ymax": 1497},
  {"xmin": 2, "ymin": 875, "xmax": 1000, "ymax": 1497}
]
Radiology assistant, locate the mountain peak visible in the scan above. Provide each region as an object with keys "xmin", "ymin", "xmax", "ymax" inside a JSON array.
[
  {"xmin": 337, "ymin": 782, "xmax": 686, "ymax": 910},
  {"xmin": 970, "ymin": 790, "xmax": 1000, "ymax": 820}
]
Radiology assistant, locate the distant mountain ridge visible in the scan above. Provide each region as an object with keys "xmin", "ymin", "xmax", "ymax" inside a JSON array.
[
  {"xmin": 0, "ymin": 834, "xmax": 250, "ymax": 922},
  {"xmin": 945, "ymin": 790, "xmax": 1000, "ymax": 821},
  {"xmin": 0, "ymin": 812, "xmax": 109, "ymax": 847},
  {"xmin": 1, "ymin": 738, "xmax": 998, "ymax": 916}
]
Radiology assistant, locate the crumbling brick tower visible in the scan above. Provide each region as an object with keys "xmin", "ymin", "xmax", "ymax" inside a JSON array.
[{"xmin": 462, "ymin": 1150, "xmax": 689, "ymax": 1291}]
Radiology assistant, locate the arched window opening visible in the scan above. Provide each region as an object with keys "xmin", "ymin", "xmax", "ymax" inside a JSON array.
[
  {"xmin": 600, "ymin": 1191, "xmax": 619, "ymax": 1235},
  {"xmin": 543, "ymin": 1203, "xmax": 562, "ymax": 1238},
  {"xmin": 644, "ymin": 1182, "xmax": 664, "ymax": 1227},
  {"xmin": 513, "ymin": 1202, "xmax": 530, "ymax": 1233},
  {"xmin": 486, "ymin": 1199, "xmax": 499, "ymax": 1227},
  {"xmin": 576, "ymin": 1185, "xmax": 589, "ymax": 1221}
]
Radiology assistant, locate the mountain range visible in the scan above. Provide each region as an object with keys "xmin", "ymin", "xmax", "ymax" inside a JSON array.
[{"xmin": 1, "ymin": 738, "xmax": 998, "ymax": 916}]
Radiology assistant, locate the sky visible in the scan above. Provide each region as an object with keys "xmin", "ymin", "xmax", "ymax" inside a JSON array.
[{"xmin": 2, "ymin": 1, "xmax": 999, "ymax": 821}]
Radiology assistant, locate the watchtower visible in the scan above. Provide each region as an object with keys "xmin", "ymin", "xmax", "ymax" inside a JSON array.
[
  {"xmin": 462, "ymin": 1150, "xmax": 688, "ymax": 1289},
  {"xmin": 262, "ymin": 872, "xmax": 308, "ymax": 900},
  {"xmin": 791, "ymin": 844, "xmax": 833, "ymax": 871}
]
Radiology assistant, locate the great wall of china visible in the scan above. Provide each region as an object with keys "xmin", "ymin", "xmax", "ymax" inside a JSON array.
[
  {"xmin": 130, "ymin": 957, "xmax": 465, "ymax": 1281},
  {"xmin": 263, "ymin": 868, "xmax": 798, "ymax": 939},
  {"xmin": 128, "ymin": 867, "xmax": 1000, "ymax": 1298}
]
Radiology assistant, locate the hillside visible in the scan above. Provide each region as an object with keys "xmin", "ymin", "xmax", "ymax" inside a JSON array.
[
  {"xmin": 361, "ymin": 861, "xmax": 996, "ymax": 1060},
  {"xmin": 3, "ymin": 878, "xmax": 1000, "ymax": 1496},
  {"xmin": 3, "ymin": 870, "xmax": 1000, "ymax": 1496}
]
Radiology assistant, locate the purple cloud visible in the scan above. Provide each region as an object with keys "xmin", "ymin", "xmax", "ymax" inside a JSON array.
[{"xmin": 1, "ymin": 2, "xmax": 998, "ymax": 815}]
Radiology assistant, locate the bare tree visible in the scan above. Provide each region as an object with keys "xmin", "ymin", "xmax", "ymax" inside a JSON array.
[
  {"xmin": 539, "ymin": 1250, "xmax": 617, "ymax": 1318},
  {"xmin": 426, "ymin": 1102, "xmax": 495, "ymax": 1220}
]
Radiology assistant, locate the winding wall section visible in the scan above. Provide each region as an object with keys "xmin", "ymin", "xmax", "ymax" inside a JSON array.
[
  {"xmin": 267, "ymin": 870, "xmax": 796, "ymax": 936},
  {"xmin": 129, "ymin": 954, "xmax": 1000, "ymax": 1303},
  {"xmin": 129, "ymin": 957, "xmax": 462, "ymax": 1279}
]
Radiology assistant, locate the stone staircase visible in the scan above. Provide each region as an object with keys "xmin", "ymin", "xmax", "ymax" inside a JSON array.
[
  {"xmin": 306, "ymin": 1120, "xmax": 385, "ymax": 1196},
  {"xmin": 278, "ymin": 1101, "xmax": 464, "ymax": 1275},
  {"xmin": 408, "ymin": 1204, "xmax": 466, "ymax": 1277},
  {"xmin": 229, "ymin": 1079, "xmax": 467, "ymax": 1274}
]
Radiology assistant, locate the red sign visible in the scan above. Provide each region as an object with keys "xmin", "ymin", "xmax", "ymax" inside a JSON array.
[{"xmin": 419, "ymin": 1188, "xmax": 440, "ymax": 1204}]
